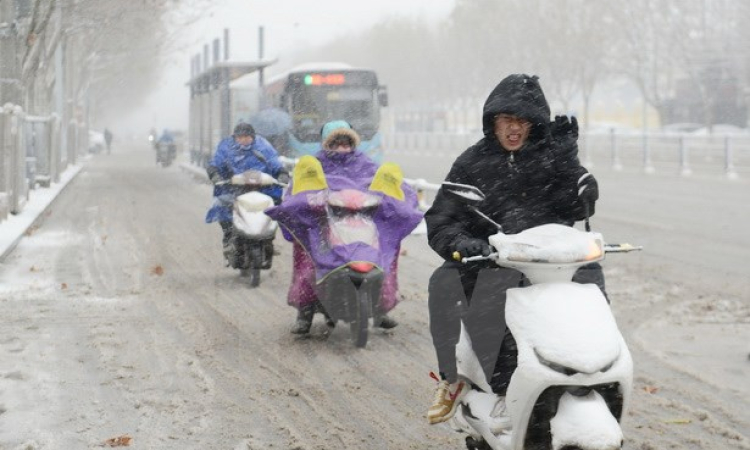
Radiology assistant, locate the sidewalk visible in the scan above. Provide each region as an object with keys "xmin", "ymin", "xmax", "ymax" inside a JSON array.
[{"xmin": 0, "ymin": 163, "xmax": 83, "ymax": 262}]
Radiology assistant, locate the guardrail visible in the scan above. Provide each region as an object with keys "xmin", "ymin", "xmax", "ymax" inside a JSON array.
[
  {"xmin": 278, "ymin": 156, "xmax": 440, "ymax": 210},
  {"xmin": 194, "ymin": 128, "xmax": 750, "ymax": 219},
  {"xmin": 280, "ymin": 156, "xmax": 440, "ymax": 211},
  {"xmin": 181, "ymin": 157, "xmax": 440, "ymax": 211},
  {"xmin": 386, "ymin": 131, "xmax": 750, "ymax": 179},
  {"xmin": 0, "ymin": 103, "xmax": 85, "ymax": 223},
  {"xmin": 579, "ymin": 131, "xmax": 747, "ymax": 179},
  {"xmin": 187, "ymin": 128, "xmax": 750, "ymax": 223}
]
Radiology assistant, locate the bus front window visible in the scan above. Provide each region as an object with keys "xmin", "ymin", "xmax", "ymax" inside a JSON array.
[{"xmin": 291, "ymin": 86, "xmax": 379, "ymax": 142}]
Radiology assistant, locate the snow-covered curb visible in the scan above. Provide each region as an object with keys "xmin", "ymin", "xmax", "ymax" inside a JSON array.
[{"xmin": 0, "ymin": 164, "xmax": 83, "ymax": 262}]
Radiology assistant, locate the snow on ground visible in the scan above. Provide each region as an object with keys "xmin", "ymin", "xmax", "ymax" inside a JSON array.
[
  {"xmin": 0, "ymin": 147, "xmax": 748, "ymax": 449},
  {"xmin": 636, "ymin": 295, "xmax": 750, "ymax": 399}
]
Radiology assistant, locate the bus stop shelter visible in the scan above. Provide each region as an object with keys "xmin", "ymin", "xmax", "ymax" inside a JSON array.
[{"xmin": 186, "ymin": 60, "xmax": 275, "ymax": 167}]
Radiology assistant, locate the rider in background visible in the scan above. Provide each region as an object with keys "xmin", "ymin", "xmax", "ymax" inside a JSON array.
[
  {"xmin": 204, "ymin": 122, "xmax": 289, "ymax": 261},
  {"xmin": 157, "ymin": 128, "xmax": 174, "ymax": 145},
  {"xmin": 280, "ymin": 120, "xmax": 420, "ymax": 335},
  {"xmin": 104, "ymin": 128, "xmax": 113, "ymax": 154},
  {"xmin": 155, "ymin": 128, "xmax": 176, "ymax": 162},
  {"xmin": 424, "ymin": 74, "xmax": 604, "ymax": 425},
  {"xmin": 148, "ymin": 128, "xmax": 158, "ymax": 149}
]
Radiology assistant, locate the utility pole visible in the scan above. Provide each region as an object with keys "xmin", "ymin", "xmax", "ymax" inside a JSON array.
[
  {"xmin": 0, "ymin": 1, "xmax": 23, "ymax": 106},
  {"xmin": 55, "ymin": 0, "xmax": 68, "ymax": 172},
  {"xmin": 258, "ymin": 26, "xmax": 264, "ymax": 92}
]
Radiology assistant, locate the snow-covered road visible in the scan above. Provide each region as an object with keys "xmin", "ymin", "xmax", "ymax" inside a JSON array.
[{"xmin": 0, "ymin": 144, "xmax": 747, "ymax": 449}]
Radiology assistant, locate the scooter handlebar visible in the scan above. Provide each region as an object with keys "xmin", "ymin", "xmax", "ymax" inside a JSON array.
[
  {"xmin": 214, "ymin": 179, "xmax": 287, "ymax": 188},
  {"xmin": 452, "ymin": 251, "xmax": 498, "ymax": 264},
  {"xmin": 452, "ymin": 243, "xmax": 641, "ymax": 264},
  {"xmin": 603, "ymin": 243, "xmax": 643, "ymax": 253},
  {"xmin": 213, "ymin": 170, "xmax": 287, "ymax": 188}
]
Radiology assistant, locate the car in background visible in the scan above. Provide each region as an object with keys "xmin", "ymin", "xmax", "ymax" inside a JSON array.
[
  {"xmin": 690, "ymin": 124, "xmax": 749, "ymax": 136},
  {"xmin": 89, "ymin": 130, "xmax": 106, "ymax": 154},
  {"xmin": 659, "ymin": 122, "xmax": 702, "ymax": 134}
]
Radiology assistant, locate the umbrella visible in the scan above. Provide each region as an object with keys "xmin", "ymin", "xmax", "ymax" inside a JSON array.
[{"xmin": 250, "ymin": 107, "xmax": 292, "ymax": 137}]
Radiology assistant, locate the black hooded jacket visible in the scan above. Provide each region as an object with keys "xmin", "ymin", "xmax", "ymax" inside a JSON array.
[{"xmin": 425, "ymin": 74, "xmax": 591, "ymax": 262}]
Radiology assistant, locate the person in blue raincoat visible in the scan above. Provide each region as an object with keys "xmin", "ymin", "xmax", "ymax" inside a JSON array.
[
  {"xmin": 205, "ymin": 122, "xmax": 290, "ymax": 258},
  {"xmin": 156, "ymin": 128, "xmax": 176, "ymax": 163},
  {"xmin": 158, "ymin": 128, "xmax": 174, "ymax": 144}
]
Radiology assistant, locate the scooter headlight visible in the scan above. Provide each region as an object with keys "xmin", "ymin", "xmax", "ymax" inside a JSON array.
[
  {"xmin": 535, "ymin": 348, "xmax": 617, "ymax": 375},
  {"xmin": 534, "ymin": 348, "xmax": 579, "ymax": 376}
]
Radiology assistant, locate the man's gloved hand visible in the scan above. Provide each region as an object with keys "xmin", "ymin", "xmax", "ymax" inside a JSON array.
[
  {"xmin": 577, "ymin": 172, "xmax": 599, "ymax": 216},
  {"xmin": 276, "ymin": 171, "xmax": 291, "ymax": 185},
  {"xmin": 454, "ymin": 238, "xmax": 492, "ymax": 258},
  {"xmin": 207, "ymin": 166, "xmax": 231, "ymax": 185},
  {"xmin": 209, "ymin": 172, "xmax": 224, "ymax": 185},
  {"xmin": 550, "ymin": 115, "xmax": 579, "ymax": 143}
]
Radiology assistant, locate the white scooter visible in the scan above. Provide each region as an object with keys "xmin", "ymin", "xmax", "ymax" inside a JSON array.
[
  {"xmin": 442, "ymin": 182, "xmax": 641, "ymax": 450},
  {"xmin": 217, "ymin": 170, "xmax": 284, "ymax": 287}
]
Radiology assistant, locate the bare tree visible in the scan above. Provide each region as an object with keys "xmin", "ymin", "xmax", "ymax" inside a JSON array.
[{"xmin": 6, "ymin": 0, "xmax": 211, "ymax": 122}]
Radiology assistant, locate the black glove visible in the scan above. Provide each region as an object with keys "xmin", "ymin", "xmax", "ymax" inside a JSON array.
[
  {"xmin": 550, "ymin": 115, "xmax": 579, "ymax": 143},
  {"xmin": 207, "ymin": 166, "xmax": 231, "ymax": 185},
  {"xmin": 454, "ymin": 238, "xmax": 492, "ymax": 258},
  {"xmin": 577, "ymin": 172, "xmax": 599, "ymax": 216},
  {"xmin": 210, "ymin": 172, "xmax": 224, "ymax": 185},
  {"xmin": 276, "ymin": 171, "xmax": 290, "ymax": 185}
]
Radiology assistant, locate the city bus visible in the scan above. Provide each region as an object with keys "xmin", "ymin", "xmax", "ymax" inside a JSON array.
[{"xmin": 260, "ymin": 63, "xmax": 389, "ymax": 161}]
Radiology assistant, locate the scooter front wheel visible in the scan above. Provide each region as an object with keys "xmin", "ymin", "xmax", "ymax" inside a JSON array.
[
  {"xmin": 350, "ymin": 289, "xmax": 370, "ymax": 348},
  {"xmin": 249, "ymin": 268, "xmax": 261, "ymax": 287},
  {"xmin": 464, "ymin": 436, "xmax": 492, "ymax": 450},
  {"xmin": 248, "ymin": 245, "xmax": 263, "ymax": 287}
]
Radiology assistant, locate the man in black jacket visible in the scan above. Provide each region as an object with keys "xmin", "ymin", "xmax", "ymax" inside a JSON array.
[{"xmin": 425, "ymin": 74, "xmax": 604, "ymax": 425}]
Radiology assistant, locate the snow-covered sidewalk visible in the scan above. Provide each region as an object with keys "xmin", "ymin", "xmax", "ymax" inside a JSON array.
[{"xmin": 0, "ymin": 164, "xmax": 83, "ymax": 262}]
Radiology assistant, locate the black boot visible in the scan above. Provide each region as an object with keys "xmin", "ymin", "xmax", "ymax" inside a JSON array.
[
  {"xmin": 315, "ymin": 301, "xmax": 336, "ymax": 328},
  {"xmin": 220, "ymin": 222, "xmax": 234, "ymax": 264},
  {"xmin": 376, "ymin": 313, "xmax": 398, "ymax": 329},
  {"xmin": 291, "ymin": 306, "xmax": 314, "ymax": 335}
]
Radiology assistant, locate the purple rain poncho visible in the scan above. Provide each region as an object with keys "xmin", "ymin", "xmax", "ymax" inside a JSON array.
[{"xmin": 265, "ymin": 149, "xmax": 423, "ymax": 311}]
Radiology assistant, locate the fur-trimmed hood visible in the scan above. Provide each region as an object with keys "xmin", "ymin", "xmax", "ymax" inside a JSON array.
[{"xmin": 321, "ymin": 120, "xmax": 361, "ymax": 149}]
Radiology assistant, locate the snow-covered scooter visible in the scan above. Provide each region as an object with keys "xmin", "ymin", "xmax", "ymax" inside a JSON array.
[
  {"xmin": 442, "ymin": 182, "xmax": 641, "ymax": 450},
  {"xmin": 218, "ymin": 170, "xmax": 284, "ymax": 287},
  {"xmin": 156, "ymin": 142, "xmax": 176, "ymax": 167}
]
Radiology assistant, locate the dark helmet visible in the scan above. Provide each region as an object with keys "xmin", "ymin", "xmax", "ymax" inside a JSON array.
[{"xmin": 233, "ymin": 122, "xmax": 256, "ymax": 138}]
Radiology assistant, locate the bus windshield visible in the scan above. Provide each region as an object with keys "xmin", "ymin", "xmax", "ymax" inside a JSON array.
[{"xmin": 290, "ymin": 85, "xmax": 379, "ymax": 143}]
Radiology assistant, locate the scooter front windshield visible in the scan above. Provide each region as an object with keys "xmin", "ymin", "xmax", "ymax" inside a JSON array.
[
  {"xmin": 327, "ymin": 212, "xmax": 379, "ymax": 248},
  {"xmin": 325, "ymin": 190, "xmax": 381, "ymax": 248}
]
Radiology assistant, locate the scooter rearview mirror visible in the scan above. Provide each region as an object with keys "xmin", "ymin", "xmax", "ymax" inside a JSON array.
[
  {"xmin": 441, "ymin": 181, "xmax": 502, "ymax": 232},
  {"xmin": 441, "ymin": 182, "xmax": 486, "ymax": 206}
]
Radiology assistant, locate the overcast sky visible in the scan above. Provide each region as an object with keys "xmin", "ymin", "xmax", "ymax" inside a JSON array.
[{"xmin": 118, "ymin": 0, "xmax": 455, "ymax": 136}]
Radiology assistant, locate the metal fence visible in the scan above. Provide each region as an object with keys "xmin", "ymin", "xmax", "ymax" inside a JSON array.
[
  {"xmin": 0, "ymin": 103, "xmax": 84, "ymax": 222},
  {"xmin": 385, "ymin": 130, "xmax": 750, "ymax": 179},
  {"xmin": 579, "ymin": 132, "xmax": 749, "ymax": 178}
]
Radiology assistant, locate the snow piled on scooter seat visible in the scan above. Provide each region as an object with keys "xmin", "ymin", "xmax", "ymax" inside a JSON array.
[
  {"xmin": 236, "ymin": 192, "xmax": 275, "ymax": 212},
  {"xmin": 507, "ymin": 283, "xmax": 621, "ymax": 373}
]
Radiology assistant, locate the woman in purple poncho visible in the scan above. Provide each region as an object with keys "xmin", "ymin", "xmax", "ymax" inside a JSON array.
[{"xmin": 270, "ymin": 120, "xmax": 422, "ymax": 335}]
